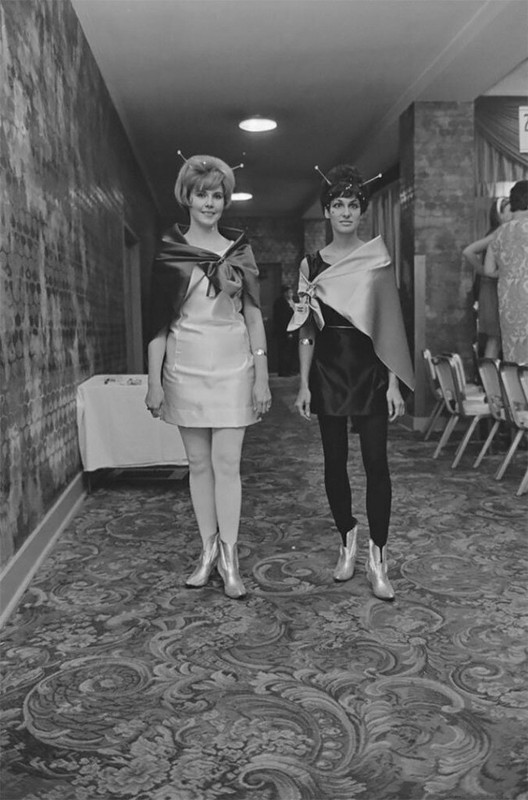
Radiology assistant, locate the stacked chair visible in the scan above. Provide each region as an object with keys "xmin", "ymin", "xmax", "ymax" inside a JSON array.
[
  {"xmin": 496, "ymin": 362, "xmax": 528, "ymax": 496},
  {"xmin": 474, "ymin": 358, "xmax": 508, "ymax": 468},
  {"xmin": 432, "ymin": 353, "xmax": 490, "ymax": 467},
  {"xmin": 421, "ymin": 349, "xmax": 446, "ymax": 440},
  {"xmin": 421, "ymin": 349, "xmax": 482, "ymax": 441},
  {"xmin": 424, "ymin": 349, "xmax": 528, "ymax": 496}
]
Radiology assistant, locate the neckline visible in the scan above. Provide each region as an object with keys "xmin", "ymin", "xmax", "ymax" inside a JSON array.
[{"xmin": 318, "ymin": 235, "xmax": 381, "ymax": 266}]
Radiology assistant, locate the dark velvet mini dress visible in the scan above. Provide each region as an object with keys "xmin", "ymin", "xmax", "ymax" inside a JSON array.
[{"xmin": 307, "ymin": 252, "xmax": 389, "ymax": 418}]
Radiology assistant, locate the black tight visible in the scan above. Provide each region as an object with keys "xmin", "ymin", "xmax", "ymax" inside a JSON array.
[{"xmin": 317, "ymin": 414, "xmax": 391, "ymax": 548}]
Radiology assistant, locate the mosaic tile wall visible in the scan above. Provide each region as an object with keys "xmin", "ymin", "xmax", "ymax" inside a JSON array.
[
  {"xmin": 414, "ymin": 102, "xmax": 475, "ymax": 363},
  {"xmin": 399, "ymin": 101, "xmax": 475, "ymax": 417},
  {"xmin": 0, "ymin": 0, "xmax": 159, "ymax": 567},
  {"xmin": 223, "ymin": 215, "xmax": 306, "ymax": 287}
]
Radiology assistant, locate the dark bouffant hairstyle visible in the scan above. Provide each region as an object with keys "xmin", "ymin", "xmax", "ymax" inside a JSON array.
[
  {"xmin": 509, "ymin": 180, "xmax": 528, "ymax": 213},
  {"xmin": 320, "ymin": 164, "xmax": 369, "ymax": 214}
]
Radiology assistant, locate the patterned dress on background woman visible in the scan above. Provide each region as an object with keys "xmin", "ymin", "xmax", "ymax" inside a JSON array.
[{"xmin": 490, "ymin": 217, "xmax": 528, "ymax": 364}]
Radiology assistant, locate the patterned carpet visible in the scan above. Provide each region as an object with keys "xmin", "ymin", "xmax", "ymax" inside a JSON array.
[{"xmin": 1, "ymin": 376, "xmax": 527, "ymax": 800}]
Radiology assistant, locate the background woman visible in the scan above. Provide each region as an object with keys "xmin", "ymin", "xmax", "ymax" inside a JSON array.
[
  {"xmin": 463, "ymin": 197, "xmax": 512, "ymax": 358},
  {"xmin": 292, "ymin": 165, "xmax": 414, "ymax": 600},
  {"xmin": 273, "ymin": 284, "xmax": 298, "ymax": 376},
  {"xmin": 146, "ymin": 155, "xmax": 271, "ymax": 598},
  {"xmin": 484, "ymin": 180, "xmax": 528, "ymax": 364}
]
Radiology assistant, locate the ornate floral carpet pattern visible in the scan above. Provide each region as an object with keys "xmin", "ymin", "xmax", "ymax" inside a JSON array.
[{"xmin": 1, "ymin": 377, "xmax": 528, "ymax": 800}]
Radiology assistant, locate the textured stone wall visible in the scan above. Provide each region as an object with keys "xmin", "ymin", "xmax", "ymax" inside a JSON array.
[
  {"xmin": 223, "ymin": 215, "xmax": 305, "ymax": 287},
  {"xmin": 400, "ymin": 102, "xmax": 475, "ymax": 418},
  {"xmin": 303, "ymin": 219, "xmax": 327, "ymax": 256},
  {"xmin": 399, "ymin": 108, "xmax": 416, "ymax": 354},
  {"xmin": 0, "ymin": 0, "xmax": 159, "ymax": 566}
]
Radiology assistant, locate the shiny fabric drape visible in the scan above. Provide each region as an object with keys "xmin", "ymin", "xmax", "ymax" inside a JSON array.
[
  {"xmin": 475, "ymin": 96, "xmax": 528, "ymax": 171},
  {"xmin": 288, "ymin": 237, "xmax": 415, "ymax": 391},
  {"xmin": 148, "ymin": 225, "xmax": 260, "ymax": 341},
  {"xmin": 473, "ymin": 97, "xmax": 528, "ymax": 237},
  {"xmin": 368, "ymin": 181, "xmax": 401, "ymax": 288}
]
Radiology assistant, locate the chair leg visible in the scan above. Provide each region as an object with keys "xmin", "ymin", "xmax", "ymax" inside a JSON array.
[
  {"xmin": 452, "ymin": 416, "xmax": 482, "ymax": 468},
  {"xmin": 423, "ymin": 400, "xmax": 445, "ymax": 440},
  {"xmin": 517, "ymin": 461, "xmax": 528, "ymax": 496},
  {"xmin": 433, "ymin": 415, "xmax": 458, "ymax": 459},
  {"xmin": 473, "ymin": 420, "xmax": 500, "ymax": 468},
  {"xmin": 495, "ymin": 429, "xmax": 524, "ymax": 480}
]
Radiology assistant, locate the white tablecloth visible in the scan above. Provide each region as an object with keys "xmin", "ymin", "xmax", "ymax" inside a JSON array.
[{"xmin": 76, "ymin": 375, "xmax": 187, "ymax": 471}]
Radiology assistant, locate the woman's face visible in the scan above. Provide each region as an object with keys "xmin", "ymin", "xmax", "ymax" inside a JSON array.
[
  {"xmin": 499, "ymin": 200, "xmax": 512, "ymax": 224},
  {"xmin": 188, "ymin": 185, "xmax": 225, "ymax": 227},
  {"xmin": 325, "ymin": 195, "xmax": 362, "ymax": 234}
]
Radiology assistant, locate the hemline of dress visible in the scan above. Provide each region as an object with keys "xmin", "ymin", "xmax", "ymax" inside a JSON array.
[{"xmin": 161, "ymin": 415, "xmax": 260, "ymax": 428}]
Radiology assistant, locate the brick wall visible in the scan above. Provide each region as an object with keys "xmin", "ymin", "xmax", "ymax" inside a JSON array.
[
  {"xmin": 223, "ymin": 216, "xmax": 305, "ymax": 287},
  {"xmin": 400, "ymin": 101, "xmax": 475, "ymax": 418},
  {"xmin": 0, "ymin": 0, "xmax": 159, "ymax": 566}
]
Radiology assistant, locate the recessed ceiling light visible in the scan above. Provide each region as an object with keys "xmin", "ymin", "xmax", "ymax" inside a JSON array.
[
  {"xmin": 239, "ymin": 116, "xmax": 277, "ymax": 132},
  {"xmin": 232, "ymin": 191, "xmax": 253, "ymax": 202}
]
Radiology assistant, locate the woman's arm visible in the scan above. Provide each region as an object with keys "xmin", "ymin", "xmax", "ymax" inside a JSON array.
[
  {"xmin": 386, "ymin": 371, "xmax": 405, "ymax": 422},
  {"xmin": 243, "ymin": 294, "xmax": 272, "ymax": 414},
  {"xmin": 462, "ymin": 233, "xmax": 494, "ymax": 274},
  {"xmin": 294, "ymin": 316, "xmax": 316, "ymax": 421},
  {"xmin": 145, "ymin": 327, "xmax": 168, "ymax": 417},
  {"xmin": 483, "ymin": 242, "xmax": 499, "ymax": 278}
]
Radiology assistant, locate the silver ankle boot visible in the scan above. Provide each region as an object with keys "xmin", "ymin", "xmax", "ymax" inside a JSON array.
[
  {"xmin": 333, "ymin": 525, "xmax": 358, "ymax": 581},
  {"xmin": 217, "ymin": 540, "xmax": 246, "ymax": 599},
  {"xmin": 185, "ymin": 532, "xmax": 219, "ymax": 588},
  {"xmin": 365, "ymin": 539, "xmax": 395, "ymax": 600}
]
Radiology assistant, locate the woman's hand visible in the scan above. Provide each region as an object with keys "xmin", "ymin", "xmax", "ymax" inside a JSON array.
[
  {"xmin": 145, "ymin": 385, "xmax": 164, "ymax": 418},
  {"xmin": 295, "ymin": 385, "xmax": 312, "ymax": 420},
  {"xmin": 387, "ymin": 383, "xmax": 405, "ymax": 422},
  {"xmin": 253, "ymin": 380, "xmax": 272, "ymax": 417}
]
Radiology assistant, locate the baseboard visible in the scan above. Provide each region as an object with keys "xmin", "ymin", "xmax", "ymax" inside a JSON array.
[{"xmin": 0, "ymin": 472, "xmax": 86, "ymax": 628}]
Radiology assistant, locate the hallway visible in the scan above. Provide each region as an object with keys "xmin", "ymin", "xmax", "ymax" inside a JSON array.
[{"xmin": 1, "ymin": 376, "xmax": 527, "ymax": 800}]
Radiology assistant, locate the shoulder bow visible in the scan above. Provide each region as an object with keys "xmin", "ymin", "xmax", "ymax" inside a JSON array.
[{"xmin": 148, "ymin": 224, "xmax": 260, "ymax": 341}]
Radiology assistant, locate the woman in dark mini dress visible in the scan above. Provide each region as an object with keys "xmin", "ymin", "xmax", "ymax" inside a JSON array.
[{"xmin": 292, "ymin": 164, "xmax": 414, "ymax": 600}]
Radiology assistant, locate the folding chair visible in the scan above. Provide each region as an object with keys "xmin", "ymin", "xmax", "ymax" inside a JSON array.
[
  {"xmin": 449, "ymin": 352, "xmax": 482, "ymax": 397},
  {"xmin": 432, "ymin": 354, "xmax": 491, "ymax": 467},
  {"xmin": 421, "ymin": 349, "xmax": 446, "ymax": 439},
  {"xmin": 496, "ymin": 362, "xmax": 528, "ymax": 494},
  {"xmin": 517, "ymin": 366, "xmax": 528, "ymax": 495},
  {"xmin": 473, "ymin": 358, "xmax": 508, "ymax": 468}
]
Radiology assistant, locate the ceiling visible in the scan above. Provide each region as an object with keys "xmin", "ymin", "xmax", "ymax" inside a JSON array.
[{"xmin": 71, "ymin": 0, "xmax": 528, "ymax": 223}]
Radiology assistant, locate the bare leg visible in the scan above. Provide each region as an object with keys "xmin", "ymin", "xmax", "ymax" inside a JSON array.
[
  {"xmin": 211, "ymin": 427, "xmax": 246, "ymax": 544},
  {"xmin": 178, "ymin": 427, "xmax": 217, "ymax": 544}
]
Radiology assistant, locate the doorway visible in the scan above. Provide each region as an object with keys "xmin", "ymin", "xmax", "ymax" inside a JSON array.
[
  {"xmin": 257, "ymin": 262, "xmax": 283, "ymax": 374},
  {"xmin": 123, "ymin": 227, "xmax": 144, "ymax": 373}
]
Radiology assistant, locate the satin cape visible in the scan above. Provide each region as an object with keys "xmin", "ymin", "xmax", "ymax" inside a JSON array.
[
  {"xmin": 148, "ymin": 224, "xmax": 260, "ymax": 342},
  {"xmin": 288, "ymin": 236, "xmax": 415, "ymax": 391}
]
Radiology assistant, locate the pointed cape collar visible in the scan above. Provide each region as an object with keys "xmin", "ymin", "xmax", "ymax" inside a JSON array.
[
  {"xmin": 154, "ymin": 223, "xmax": 259, "ymax": 295},
  {"xmin": 148, "ymin": 223, "xmax": 260, "ymax": 341},
  {"xmin": 288, "ymin": 236, "xmax": 415, "ymax": 391}
]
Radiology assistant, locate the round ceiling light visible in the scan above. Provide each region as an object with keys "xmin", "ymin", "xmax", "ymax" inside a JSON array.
[
  {"xmin": 231, "ymin": 191, "xmax": 253, "ymax": 202},
  {"xmin": 239, "ymin": 116, "xmax": 277, "ymax": 132}
]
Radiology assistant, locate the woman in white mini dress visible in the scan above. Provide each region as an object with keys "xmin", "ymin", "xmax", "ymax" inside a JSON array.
[{"xmin": 146, "ymin": 155, "xmax": 271, "ymax": 598}]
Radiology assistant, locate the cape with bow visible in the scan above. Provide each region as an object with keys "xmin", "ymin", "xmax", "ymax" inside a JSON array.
[
  {"xmin": 288, "ymin": 236, "xmax": 415, "ymax": 391},
  {"xmin": 148, "ymin": 224, "xmax": 260, "ymax": 341}
]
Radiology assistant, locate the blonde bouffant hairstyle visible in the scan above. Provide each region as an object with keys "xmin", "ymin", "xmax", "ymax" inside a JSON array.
[{"xmin": 174, "ymin": 155, "xmax": 235, "ymax": 208}]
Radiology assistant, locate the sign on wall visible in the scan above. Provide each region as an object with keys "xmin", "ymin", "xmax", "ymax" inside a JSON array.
[{"xmin": 520, "ymin": 106, "xmax": 528, "ymax": 154}]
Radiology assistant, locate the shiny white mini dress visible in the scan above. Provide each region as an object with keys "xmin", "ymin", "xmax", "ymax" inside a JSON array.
[{"xmin": 162, "ymin": 265, "xmax": 258, "ymax": 428}]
